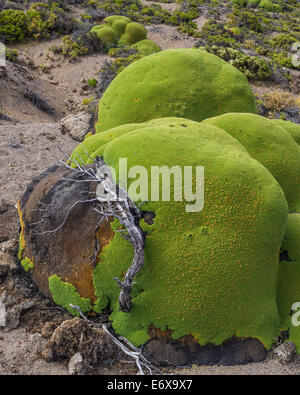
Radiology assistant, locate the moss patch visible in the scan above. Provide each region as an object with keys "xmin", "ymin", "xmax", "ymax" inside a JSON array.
[
  {"xmin": 96, "ymin": 48, "xmax": 257, "ymax": 132},
  {"xmin": 203, "ymin": 113, "xmax": 300, "ymax": 212},
  {"xmin": 72, "ymin": 116, "xmax": 287, "ymax": 348},
  {"xmin": 277, "ymin": 214, "xmax": 300, "ymax": 352},
  {"xmin": 48, "ymin": 275, "xmax": 92, "ymax": 316},
  {"xmin": 131, "ymin": 39, "xmax": 161, "ymax": 56},
  {"xmin": 21, "ymin": 257, "xmax": 34, "ymax": 272}
]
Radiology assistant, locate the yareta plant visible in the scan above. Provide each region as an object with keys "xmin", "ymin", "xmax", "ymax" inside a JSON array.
[
  {"xmin": 20, "ymin": 115, "xmax": 300, "ymax": 352},
  {"xmin": 67, "ymin": 116, "xmax": 288, "ymax": 349},
  {"xmin": 203, "ymin": 113, "xmax": 300, "ymax": 212},
  {"xmin": 94, "ymin": 48, "xmax": 257, "ymax": 133},
  {"xmin": 90, "ymin": 15, "xmax": 159, "ymax": 54}
]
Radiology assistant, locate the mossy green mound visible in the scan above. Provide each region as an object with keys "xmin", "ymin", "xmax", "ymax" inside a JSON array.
[
  {"xmin": 95, "ymin": 49, "xmax": 257, "ymax": 133},
  {"xmin": 105, "ymin": 15, "xmax": 132, "ymax": 26},
  {"xmin": 104, "ymin": 15, "xmax": 131, "ymax": 38},
  {"xmin": 203, "ymin": 113, "xmax": 300, "ymax": 212},
  {"xmin": 91, "ymin": 16, "xmax": 148, "ymax": 48},
  {"xmin": 272, "ymin": 119, "xmax": 300, "ymax": 146},
  {"xmin": 90, "ymin": 25, "xmax": 118, "ymax": 46},
  {"xmin": 131, "ymin": 39, "xmax": 161, "ymax": 56},
  {"xmin": 277, "ymin": 214, "xmax": 300, "ymax": 352},
  {"xmin": 67, "ymin": 117, "xmax": 288, "ymax": 348},
  {"xmin": 119, "ymin": 22, "xmax": 147, "ymax": 45}
]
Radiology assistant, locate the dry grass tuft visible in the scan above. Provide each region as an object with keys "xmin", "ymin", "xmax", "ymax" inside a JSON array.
[{"xmin": 262, "ymin": 89, "xmax": 298, "ymax": 112}]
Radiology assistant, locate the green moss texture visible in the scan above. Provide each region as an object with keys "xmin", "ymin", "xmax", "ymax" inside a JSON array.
[
  {"xmin": 91, "ymin": 15, "xmax": 151, "ymax": 50},
  {"xmin": 272, "ymin": 120, "xmax": 300, "ymax": 146},
  {"xmin": 277, "ymin": 214, "xmax": 300, "ymax": 352},
  {"xmin": 48, "ymin": 275, "xmax": 92, "ymax": 316},
  {"xmin": 70, "ymin": 116, "xmax": 288, "ymax": 348},
  {"xmin": 90, "ymin": 25, "xmax": 118, "ymax": 46},
  {"xmin": 119, "ymin": 22, "xmax": 147, "ymax": 45},
  {"xmin": 131, "ymin": 39, "xmax": 161, "ymax": 56},
  {"xmin": 203, "ymin": 113, "xmax": 300, "ymax": 212},
  {"xmin": 95, "ymin": 49, "xmax": 257, "ymax": 133},
  {"xmin": 21, "ymin": 257, "xmax": 34, "ymax": 272}
]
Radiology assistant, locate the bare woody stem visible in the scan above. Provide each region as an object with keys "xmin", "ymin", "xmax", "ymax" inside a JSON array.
[{"xmin": 66, "ymin": 154, "xmax": 145, "ymax": 313}]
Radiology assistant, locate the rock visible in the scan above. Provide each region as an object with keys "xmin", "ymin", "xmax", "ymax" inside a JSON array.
[
  {"xmin": 0, "ymin": 198, "xmax": 8, "ymax": 214},
  {"xmin": 81, "ymin": 84, "xmax": 89, "ymax": 92},
  {"xmin": 68, "ymin": 352, "xmax": 86, "ymax": 375},
  {"xmin": 0, "ymin": 66, "xmax": 7, "ymax": 78},
  {"xmin": 60, "ymin": 111, "xmax": 91, "ymax": 141},
  {"xmin": 273, "ymin": 342, "xmax": 296, "ymax": 364},
  {"xmin": 0, "ymin": 294, "xmax": 6, "ymax": 327},
  {"xmin": 4, "ymin": 300, "xmax": 35, "ymax": 330},
  {"xmin": 19, "ymin": 164, "xmax": 114, "ymax": 301},
  {"xmin": 29, "ymin": 333, "xmax": 45, "ymax": 360},
  {"xmin": 0, "ymin": 252, "xmax": 18, "ymax": 277},
  {"xmin": 0, "ymin": 239, "xmax": 18, "ymax": 255},
  {"xmin": 10, "ymin": 142, "xmax": 21, "ymax": 148},
  {"xmin": 4, "ymin": 1, "xmax": 25, "ymax": 10},
  {"xmin": 145, "ymin": 328, "xmax": 267, "ymax": 366}
]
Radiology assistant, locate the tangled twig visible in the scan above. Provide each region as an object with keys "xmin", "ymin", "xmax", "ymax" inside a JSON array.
[{"xmin": 102, "ymin": 324, "xmax": 156, "ymax": 375}]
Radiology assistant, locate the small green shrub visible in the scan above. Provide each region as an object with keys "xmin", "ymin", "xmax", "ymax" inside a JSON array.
[
  {"xmin": 259, "ymin": 0, "xmax": 281, "ymax": 12},
  {"xmin": 0, "ymin": 10, "xmax": 28, "ymax": 42},
  {"xmin": 91, "ymin": 25, "xmax": 118, "ymax": 46},
  {"xmin": 208, "ymin": 46, "xmax": 272, "ymax": 80},
  {"xmin": 88, "ymin": 78, "xmax": 97, "ymax": 88},
  {"xmin": 21, "ymin": 257, "xmax": 34, "ymax": 272},
  {"xmin": 6, "ymin": 48, "xmax": 19, "ymax": 62},
  {"xmin": 61, "ymin": 35, "xmax": 89, "ymax": 60},
  {"xmin": 0, "ymin": 3, "xmax": 75, "ymax": 43}
]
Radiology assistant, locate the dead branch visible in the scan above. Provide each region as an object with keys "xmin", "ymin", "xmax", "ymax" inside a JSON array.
[{"xmin": 102, "ymin": 324, "xmax": 155, "ymax": 375}]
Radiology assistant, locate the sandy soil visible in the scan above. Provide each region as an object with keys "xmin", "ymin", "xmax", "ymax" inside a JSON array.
[
  {"xmin": 172, "ymin": 356, "xmax": 300, "ymax": 375},
  {"xmin": 0, "ymin": 123, "xmax": 77, "ymax": 206},
  {"xmin": 146, "ymin": 24, "xmax": 197, "ymax": 50},
  {"xmin": 0, "ymin": 328, "xmax": 69, "ymax": 375},
  {"xmin": 140, "ymin": 0, "xmax": 181, "ymax": 13}
]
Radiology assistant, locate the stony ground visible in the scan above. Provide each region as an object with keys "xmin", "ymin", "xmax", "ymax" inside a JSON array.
[{"xmin": 0, "ymin": 1, "xmax": 300, "ymax": 376}]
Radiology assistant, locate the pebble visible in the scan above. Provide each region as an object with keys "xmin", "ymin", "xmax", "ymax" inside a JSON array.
[
  {"xmin": 68, "ymin": 353, "xmax": 86, "ymax": 375},
  {"xmin": 10, "ymin": 142, "xmax": 21, "ymax": 149},
  {"xmin": 0, "ymin": 198, "xmax": 8, "ymax": 214}
]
